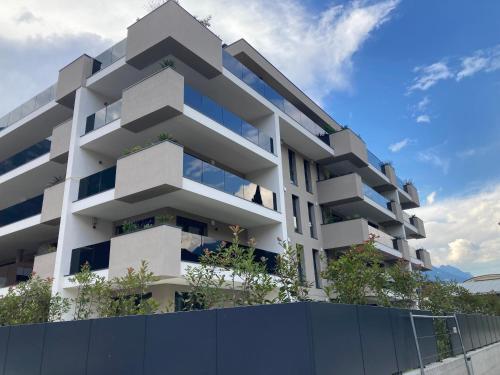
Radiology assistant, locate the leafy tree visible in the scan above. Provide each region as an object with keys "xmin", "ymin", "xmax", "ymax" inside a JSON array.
[
  {"xmin": 104, "ymin": 261, "xmax": 160, "ymax": 317},
  {"xmin": 0, "ymin": 275, "xmax": 69, "ymax": 326},
  {"xmin": 70, "ymin": 263, "xmax": 112, "ymax": 320},
  {"xmin": 274, "ymin": 240, "xmax": 311, "ymax": 303},
  {"xmin": 321, "ymin": 235, "xmax": 388, "ymax": 305},
  {"xmin": 387, "ymin": 260, "xmax": 424, "ymax": 309}
]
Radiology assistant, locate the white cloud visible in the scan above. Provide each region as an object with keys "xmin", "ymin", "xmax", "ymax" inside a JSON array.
[
  {"xmin": 408, "ymin": 61, "xmax": 453, "ymax": 92},
  {"xmin": 0, "ymin": 0, "xmax": 400, "ymax": 106},
  {"xmin": 389, "ymin": 138, "xmax": 410, "ymax": 152},
  {"xmin": 410, "ymin": 184, "xmax": 500, "ymax": 274},
  {"xmin": 457, "ymin": 148, "xmax": 476, "ymax": 158},
  {"xmin": 417, "ymin": 148, "xmax": 450, "ymax": 174},
  {"xmin": 426, "ymin": 191, "xmax": 436, "ymax": 205},
  {"xmin": 417, "ymin": 96, "xmax": 430, "ymax": 111},
  {"xmin": 416, "ymin": 114, "xmax": 430, "ymax": 123},
  {"xmin": 457, "ymin": 45, "xmax": 500, "ymax": 81}
]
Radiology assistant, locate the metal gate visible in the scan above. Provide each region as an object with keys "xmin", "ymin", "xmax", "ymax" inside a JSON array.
[{"xmin": 410, "ymin": 312, "xmax": 472, "ymax": 374}]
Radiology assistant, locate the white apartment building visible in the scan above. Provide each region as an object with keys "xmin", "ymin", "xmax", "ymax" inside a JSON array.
[{"xmin": 0, "ymin": 1, "xmax": 430, "ymax": 308}]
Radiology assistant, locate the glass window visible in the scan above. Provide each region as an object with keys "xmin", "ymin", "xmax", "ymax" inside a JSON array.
[
  {"xmin": 288, "ymin": 149, "xmax": 297, "ymax": 185},
  {"xmin": 297, "ymin": 244, "xmax": 305, "ymax": 283},
  {"xmin": 292, "ymin": 195, "xmax": 301, "ymax": 233},
  {"xmin": 304, "ymin": 160, "xmax": 312, "ymax": 193},
  {"xmin": 308, "ymin": 202, "xmax": 317, "ymax": 239},
  {"xmin": 313, "ymin": 249, "xmax": 322, "ymax": 289}
]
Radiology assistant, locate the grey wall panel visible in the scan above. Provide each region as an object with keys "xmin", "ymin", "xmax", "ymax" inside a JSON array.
[
  {"xmin": 0, "ymin": 327, "xmax": 10, "ymax": 375},
  {"xmin": 468, "ymin": 315, "xmax": 481, "ymax": 349},
  {"xmin": 217, "ymin": 303, "xmax": 312, "ymax": 375},
  {"xmin": 413, "ymin": 311, "xmax": 438, "ymax": 365},
  {"xmin": 308, "ymin": 303, "xmax": 364, "ymax": 375},
  {"xmin": 86, "ymin": 315, "xmax": 146, "ymax": 375},
  {"xmin": 446, "ymin": 318, "xmax": 463, "ymax": 356},
  {"xmin": 4, "ymin": 324, "xmax": 44, "ymax": 375},
  {"xmin": 40, "ymin": 320, "xmax": 91, "ymax": 375},
  {"xmin": 484, "ymin": 316, "xmax": 493, "ymax": 345},
  {"xmin": 456, "ymin": 314, "xmax": 473, "ymax": 352},
  {"xmin": 476, "ymin": 315, "xmax": 486, "ymax": 347},
  {"xmin": 144, "ymin": 310, "xmax": 217, "ymax": 375},
  {"xmin": 357, "ymin": 305, "xmax": 398, "ymax": 375},
  {"xmin": 389, "ymin": 308, "xmax": 419, "ymax": 372}
]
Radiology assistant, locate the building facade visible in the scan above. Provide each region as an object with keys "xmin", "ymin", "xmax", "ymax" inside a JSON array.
[{"xmin": 0, "ymin": 1, "xmax": 431, "ymax": 308}]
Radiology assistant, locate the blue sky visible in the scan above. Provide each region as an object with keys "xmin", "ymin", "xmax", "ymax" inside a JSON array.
[{"xmin": 0, "ymin": 0, "xmax": 498, "ymax": 275}]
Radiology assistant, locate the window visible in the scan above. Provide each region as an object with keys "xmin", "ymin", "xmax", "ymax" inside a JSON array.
[
  {"xmin": 297, "ymin": 244, "xmax": 305, "ymax": 283},
  {"xmin": 176, "ymin": 216, "xmax": 207, "ymax": 236},
  {"xmin": 304, "ymin": 160, "xmax": 312, "ymax": 193},
  {"xmin": 313, "ymin": 249, "xmax": 322, "ymax": 289},
  {"xmin": 307, "ymin": 202, "xmax": 317, "ymax": 239},
  {"xmin": 292, "ymin": 195, "xmax": 301, "ymax": 233},
  {"xmin": 288, "ymin": 149, "xmax": 297, "ymax": 185}
]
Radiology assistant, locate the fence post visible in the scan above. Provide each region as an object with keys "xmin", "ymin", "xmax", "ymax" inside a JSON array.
[{"xmin": 409, "ymin": 312, "xmax": 425, "ymax": 375}]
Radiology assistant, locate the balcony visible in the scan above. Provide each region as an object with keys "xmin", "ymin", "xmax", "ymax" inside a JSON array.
[
  {"xmin": 0, "ymin": 139, "xmax": 51, "ymax": 176},
  {"xmin": 0, "ymin": 85, "xmax": 56, "ymax": 132},
  {"xmin": 109, "ymin": 224, "xmax": 182, "ymax": 279},
  {"xmin": 321, "ymin": 218, "xmax": 401, "ymax": 259},
  {"xmin": 33, "ymin": 252, "xmax": 57, "ymax": 280},
  {"xmin": 401, "ymin": 182, "xmax": 420, "ymax": 208},
  {"xmin": 41, "ymin": 182, "xmax": 65, "ymax": 225},
  {"xmin": 0, "ymin": 194, "xmax": 43, "ymax": 228},
  {"xmin": 416, "ymin": 249, "xmax": 432, "ymax": 270},
  {"xmin": 77, "ymin": 166, "xmax": 116, "ymax": 200},
  {"xmin": 0, "ymin": 261, "xmax": 33, "ymax": 288},
  {"xmin": 50, "ymin": 120, "xmax": 72, "ymax": 163},
  {"xmin": 69, "ymin": 241, "xmax": 111, "ymax": 275},
  {"xmin": 84, "ymin": 100, "xmax": 122, "ymax": 135},
  {"xmin": 183, "ymin": 153, "xmax": 277, "ymax": 211},
  {"xmin": 184, "ymin": 84, "xmax": 274, "ymax": 154},
  {"xmin": 91, "ymin": 39, "xmax": 127, "ymax": 75},
  {"xmin": 318, "ymin": 174, "xmax": 395, "ymax": 224},
  {"xmin": 115, "ymin": 140, "xmax": 182, "ymax": 203},
  {"xmin": 328, "ymin": 128, "xmax": 368, "ymax": 167},
  {"xmin": 223, "ymin": 50, "xmax": 333, "ymax": 142}
]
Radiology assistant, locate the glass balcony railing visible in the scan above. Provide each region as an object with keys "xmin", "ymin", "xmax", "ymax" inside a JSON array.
[
  {"xmin": 367, "ymin": 150, "xmax": 384, "ymax": 172},
  {"xmin": 0, "ymin": 139, "xmax": 51, "ymax": 176},
  {"xmin": 183, "ymin": 153, "xmax": 277, "ymax": 211},
  {"xmin": 69, "ymin": 241, "xmax": 111, "ymax": 275},
  {"xmin": 184, "ymin": 85, "xmax": 274, "ymax": 154},
  {"xmin": 84, "ymin": 100, "xmax": 122, "ymax": 135},
  {"xmin": 91, "ymin": 39, "xmax": 127, "ymax": 75},
  {"xmin": 396, "ymin": 176, "xmax": 405, "ymax": 190},
  {"xmin": 0, "ymin": 84, "xmax": 56, "ymax": 131},
  {"xmin": 363, "ymin": 183, "xmax": 390, "ymax": 209},
  {"xmin": 368, "ymin": 225, "xmax": 396, "ymax": 249},
  {"xmin": 77, "ymin": 166, "xmax": 116, "ymax": 200},
  {"xmin": 181, "ymin": 231, "xmax": 277, "ymax": 273},
  {"xmin": 222, "ymin": 50, "xmax": 334, "ymax": 144},
  {"xmin": 0, "ymin": 194, "xmax": 44, "ymax": 227}
]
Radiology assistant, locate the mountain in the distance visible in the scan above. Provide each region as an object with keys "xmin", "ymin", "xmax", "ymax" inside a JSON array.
[{"xmin": 425, "ymin": 265, "xmax": 473, "ymax": 283}]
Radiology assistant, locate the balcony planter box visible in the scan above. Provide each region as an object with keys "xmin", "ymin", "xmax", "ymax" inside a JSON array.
[
  {"xmin": 321, "ymin": 218, "xmax": 368, "ymax": 249},
  {"xmin": 416, "ymin": 249, "xmax": 432, "ymax": 270},
  {"xmin": 403, "ymin": 182, "xmax": 420, "ymax": 207},
  {"xmin": 114, "ymin": 140, "xmax": 183, "ymax": 203},
  {"xmin": 55, "ymin": 55, "xmax": 94, "ymax": 108},
  {"xmin": 317, "ymin": 173, "xmax": 363, "ymax": 205},
  {"xmin": 410, "ymin": 216, "xmax": 426, "ymax": 238},
  {"xmin": 41, "ymin": 181, "xmax": 65, "ymax": 225},
  {"xmin": 33, "ymin": 252, "xmax": 57, "ymax": 280},
  {"xmin": 109, "ymin": 225, "xmax": 182, "ymax": 279}
]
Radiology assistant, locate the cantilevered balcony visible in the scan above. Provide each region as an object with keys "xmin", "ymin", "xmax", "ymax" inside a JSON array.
[
  {"xmin": 327, "ymin": 128, "xmax": 368, "ymax": 167},
  {"xmin": 400, "ymin": 182, "xmax": 420, "ymax": 208},
  {"xmin": 109, "ymin": 224, "xmax": 182, "ymax": 279},
  {"xmin": 317, "ymin": 173, "xmax": 397, "ymax": 224},
  {"xmin": 0, "ymin": 139, "xmax": 51, "ymax": 176},
  {"xmin": 403, "ymin": 212, "xmax": 426, "ymax": 239},
  {"xmin": 416, "ymin": 248, "xmax": 432, "ymax": 270},
  {"xmin": 321, "ymin": 218, "xmax": 402, "ymax": 260},
  {"xmin": 69, "ymin": 241, "xmax": 111, "ymax": 275},
  {"xmin": 0, "ymin": 195, "xmax": 44, "ymax": 228}
]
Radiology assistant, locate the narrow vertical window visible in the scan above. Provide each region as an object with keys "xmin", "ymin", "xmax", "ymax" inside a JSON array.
[
  {"xmin": 292, "ymin": 195, "xmax": 301, "ymax": 233},
  {"xmin": 308, "ymin": 202, "xmax": 317, "ymax": 238},
  {"xmin": 312, "ymin": 249, "xmax": 322, "ymax": 289},
  {"xmin": 297, "ymin": 244, "xmax": 305, "ymax": 283},
  {"xmin": 288, "ymin": 149, "xmax": 297, "ymax": 185},
  {"xmin": 304, "ymin": 160, "xmax": 312, "ymax": 193}
]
